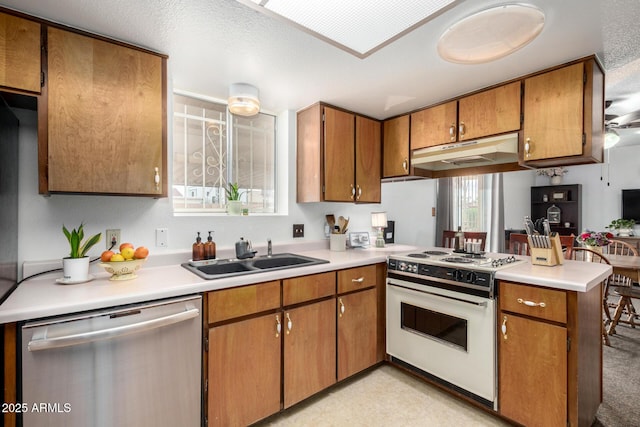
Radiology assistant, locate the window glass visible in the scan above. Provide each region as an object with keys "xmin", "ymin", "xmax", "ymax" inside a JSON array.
[{"xmin": 172, "ymin": 93, "xmax": 276, "ymax": 213}]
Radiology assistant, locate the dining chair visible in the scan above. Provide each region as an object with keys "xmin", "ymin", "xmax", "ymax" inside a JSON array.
[
  {"xmin": 559, "ymin": 234, "xmax": 576, "ymax": 259},
  {"xmin": 442, "ymin": 231, "xmax": 487, "ymax": 251},
  {"xmin": 607, "ymin": 277, "xmax": 639, "ymax": 336},
  {"xmin": 603, "ymin": 239, "xmax": 639, "ymax": 330},
  {"xmin": 570, "ymin": 247, "xmax": 613, "ymax": 346},
  {"xmin": 508, "ymin": 233, "xmax": 530, "ymax": 256}
]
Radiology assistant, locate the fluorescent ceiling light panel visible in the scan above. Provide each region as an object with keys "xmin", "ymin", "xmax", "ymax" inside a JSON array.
[{"xmin": 241, "ymin": 0, "xmax": 457, "ymax": 57}]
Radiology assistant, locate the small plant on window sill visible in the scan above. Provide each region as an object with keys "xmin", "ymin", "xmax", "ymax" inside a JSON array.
[{"xmin": 225, "ymin": 182, "xmax": 244, "ymax": 201}]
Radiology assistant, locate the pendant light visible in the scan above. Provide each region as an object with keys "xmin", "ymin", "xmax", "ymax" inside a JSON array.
[{"xmin": 228, "ymin": 83, "xmax": 260, "ymax": 116}]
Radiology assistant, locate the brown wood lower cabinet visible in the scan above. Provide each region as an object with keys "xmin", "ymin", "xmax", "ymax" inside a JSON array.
[
  {"xmin": 208, "ymin": 313, "xmax": 281, "ymax": 427},
  {"xmin": 337, "ymin": 287, "xmax": 377, "ymax": 380},
  {"xmin": 283, "ymin": 298, "xmax": 337, "ymax": 408},
  {"xmin": 498, "ymin": 280, "xmax": 602, "ymax": 427}
]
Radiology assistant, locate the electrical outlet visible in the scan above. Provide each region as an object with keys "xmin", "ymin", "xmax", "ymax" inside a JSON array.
[
  {"xmin": 156, "ymin": 228, "xmax": 168, "ymax": 247},
  {"xmin": 293, "ymin": 224, "xmax": 304, "ymax": 238},
  {"xmin": 106, "ymin": 229, "xmax": 120, "ymax": 249}
]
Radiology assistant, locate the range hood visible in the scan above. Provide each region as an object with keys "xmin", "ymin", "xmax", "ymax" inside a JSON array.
[{"xmin": 411, "ymin": 133, "xmax": 519, "ymax": 171}]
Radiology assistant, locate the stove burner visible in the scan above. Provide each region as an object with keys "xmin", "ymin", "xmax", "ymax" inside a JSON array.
[
  {"xmin": 491, "ymin": 256, "xmax": 518, "ymax": 267},
  {"xmin": 462, "ymin": 253, "xmax": 487, "ymax": 260},
  {"xmin": 442, "ymin": 257, "xmax": 475, "ymax": 264},
  {"xmin": 407, "ymin": 253, "xmax": 429, "ymax": 259},
  {"xmin": 424, "ymin": 250, "xmax": 450, "ymax": 256}
]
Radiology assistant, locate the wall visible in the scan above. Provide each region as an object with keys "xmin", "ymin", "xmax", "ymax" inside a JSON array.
[{"xmin": 15, "ymin": 104, "xmax": 639, "ymax": 276}]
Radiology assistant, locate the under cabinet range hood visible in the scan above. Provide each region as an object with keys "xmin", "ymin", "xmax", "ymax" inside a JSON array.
[{"xmin": 411, "ymin": 133, "xmax": 519, "ymax": 171}]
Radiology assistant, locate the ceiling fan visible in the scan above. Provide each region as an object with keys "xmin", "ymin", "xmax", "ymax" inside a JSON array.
[{"xmin": 604, "ymin": 100, "xmax": 640, "ymax": 148}]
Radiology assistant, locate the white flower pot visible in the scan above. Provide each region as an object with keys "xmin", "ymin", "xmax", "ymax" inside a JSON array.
[
  {"xmin": 226, "ymin": 200, "xmax": 243, "ymax": 215},
  {"xmin": 617, "ymin": 228, "xmax": 633, "ymax": 237},
  {"xmin": 62, "ymin": 257, "xmax": 90, "ymax": 282},
  {"xmin": 550, "ymin": 175, "xmax": 562, "ymax": 185}
]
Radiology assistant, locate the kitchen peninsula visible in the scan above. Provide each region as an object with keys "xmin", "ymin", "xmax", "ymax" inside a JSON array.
[{"xmin": 1, "ymin": 244, "xmax": 611, "ymax": 427}]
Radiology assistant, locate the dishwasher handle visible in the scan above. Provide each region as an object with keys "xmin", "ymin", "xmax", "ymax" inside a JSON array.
[{"xmin": 28, "ymin": 307, "xmax": 200, "ymax": 352}]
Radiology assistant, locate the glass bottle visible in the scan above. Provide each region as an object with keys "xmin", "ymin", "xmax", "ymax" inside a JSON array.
[
  {"xmin": 454, "ymin": 226, "xmax": 465, "ymax": 251},
  {"xmin": 204, "ymin": 231, "xmax": 216, "ymax": 260},
  {"xmin": 192, "ymin": 232, "xmax": 204, "ymax": 261}
]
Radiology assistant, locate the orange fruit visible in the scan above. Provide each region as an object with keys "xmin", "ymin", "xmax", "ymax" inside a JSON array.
[
  {"xmin": 120, "ymin": 242, "xmax": 134, "ymax": 252},
  {"xmin": 100, "ymin": 250, "xmax": 114, "ymax": 262},
  {"xmin": 134, "ymin": 246, "xmax": 149, "ymax": 259},
  {"xmin": 110, "ymin": 253, "xmax": 125, "ymax": 262},
  {"xmin": 121, "ymin": 247, "xmax": 135, "ymax": 260}
]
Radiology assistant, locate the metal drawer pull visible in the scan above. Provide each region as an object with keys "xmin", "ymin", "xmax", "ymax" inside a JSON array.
[
  {"xmin": 275, "ymin": 315, "xmax": 281, "ymax": 338},
  {"xmin": 154, "ymin": 166, "xmax": 160, "ymax": 190},
  {"xmin": 501, "ymin": 315, "xmax": 507, "ymax": 340},
  {"xmin": 28, "ymin": 308, "xmax": 200, "ymax": 351},
  {"xmin": 286, "ymin": 313, "xmax": 292, "ymax": 334},
  {"xmin": 402, "ymin": 158, "xmax": 408, "ymax": 171},
  {"xmin": 517, "ymin": 298, "xmax": 546, "ymax": 308},
  {"xmin": 351, "ymin": 277, "xmax": 365, "ymax": 283},
  {"xmin": 338, "ymin": 298, "xmax": 345, "ymax": 317}
]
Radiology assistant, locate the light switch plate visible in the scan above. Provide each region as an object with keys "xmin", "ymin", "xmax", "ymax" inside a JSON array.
[{"xmin": 348, "ymin": 232, "xmax": 370, "ymax": 248}]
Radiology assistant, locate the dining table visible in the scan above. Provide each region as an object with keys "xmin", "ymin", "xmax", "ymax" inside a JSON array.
[{"xmin": 606, "ymin": 253, "xmax": 640, "ymax": 282}]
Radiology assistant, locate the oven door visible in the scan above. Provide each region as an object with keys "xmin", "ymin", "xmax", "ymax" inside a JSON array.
[{"xmin": 386, "ymin": 279, "xmax": 496, "ymax": 407}]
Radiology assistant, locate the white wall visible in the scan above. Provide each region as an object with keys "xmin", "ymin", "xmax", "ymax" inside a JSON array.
[{"xmin": 15, "ymin": 106, "xmax": 640, "ymax": 274}]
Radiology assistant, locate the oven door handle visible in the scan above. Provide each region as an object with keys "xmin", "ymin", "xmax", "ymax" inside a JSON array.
[{"xmin": 388, "ymin": 282, "xmax": 488, "ymax": 307}]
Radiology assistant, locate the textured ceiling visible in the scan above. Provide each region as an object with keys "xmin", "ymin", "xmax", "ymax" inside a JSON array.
[{"xmin": 3, "ymin": 0, "xmax": 640, "ymax": 145}]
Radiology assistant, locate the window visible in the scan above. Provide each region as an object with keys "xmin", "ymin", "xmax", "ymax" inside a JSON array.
[
  {"xmin": 172, "ymin": 93, "xmax": 276, "ymax": 214},
  {"xmin": 452, "ymin": 175, "xmax": 486, "ymax": 231}
]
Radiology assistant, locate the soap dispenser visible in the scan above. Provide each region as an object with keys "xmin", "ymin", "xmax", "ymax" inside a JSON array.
[
  {"xmin": 192, "ymin": 232, "xmax": 204, "ymax": 261},
  {"xmin": 204, "ymin": 231, "xmax": 216, "ymax": 260}
]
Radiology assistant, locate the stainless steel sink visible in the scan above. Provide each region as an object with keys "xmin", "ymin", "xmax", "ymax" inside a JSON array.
[{"xmin": 182, "ymin": 253, "xmax": 329, "ymax": 280}]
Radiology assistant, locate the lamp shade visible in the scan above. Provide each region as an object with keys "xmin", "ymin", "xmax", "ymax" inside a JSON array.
[
  {"xmin": 371, "ymin": 212, "xmax": 388, "ymax": 228},
  {"xmin": 604, "ymin": 129, "xmax": 620, "ymax": 149},
  {"xmin": 228, "ymin": 83, "xmax": 260, "ymax": 116}
]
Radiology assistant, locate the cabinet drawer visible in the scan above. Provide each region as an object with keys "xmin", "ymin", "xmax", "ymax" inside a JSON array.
[
  {"xmin": 208, "ymin": 281, "xmax": 281, "ymax": 323},
  {"xmin": 499, "ymin": 281, "xmax": 567, "ymax": 324},
  {"xmin": 338, "ymin": 265, "xmax": 377, "ymax": 294},
  {"xmin": 283, "ymin": 272, "xmax": 336, "ymax": 306}
]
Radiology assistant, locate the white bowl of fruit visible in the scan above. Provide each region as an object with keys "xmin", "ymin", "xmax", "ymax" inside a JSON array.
[{"xmin": 99, "ymin": 243, "xmax": 149, "ymax": 281}]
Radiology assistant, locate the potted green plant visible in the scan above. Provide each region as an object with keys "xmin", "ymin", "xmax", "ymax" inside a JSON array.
[
  {"xmin": 225, "ymin": 182, "xmax": 244, "ymax": 215},
  {"xmin": 62, "ymin": 223, "xmax": 101, "ymax": 283},
  {"xmin": 607, "ymin": 218, "xmax": 636, "ymax": 236}
]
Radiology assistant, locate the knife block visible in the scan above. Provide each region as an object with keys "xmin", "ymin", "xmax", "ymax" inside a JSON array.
[{"xmin": 528, "ymin": 234, "xmax": 564, "ymax": 266}]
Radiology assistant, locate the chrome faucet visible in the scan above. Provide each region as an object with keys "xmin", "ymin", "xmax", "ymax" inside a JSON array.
[{"xmin": 267, "ymin": 238, "xmax": 272, "ymax": 257}]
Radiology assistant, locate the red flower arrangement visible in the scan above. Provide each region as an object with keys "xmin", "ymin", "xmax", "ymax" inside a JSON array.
[{"xmin": 577, "ymin": 230, "xmax": 614, "ymax": 247}]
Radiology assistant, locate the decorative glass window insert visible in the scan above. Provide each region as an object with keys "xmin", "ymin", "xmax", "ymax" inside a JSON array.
[{"xmin": 172, "ymin": 93, "xmax": 276, "ymax": 214}]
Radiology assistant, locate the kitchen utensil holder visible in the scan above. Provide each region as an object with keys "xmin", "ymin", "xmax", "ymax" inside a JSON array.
[{"xmin": 528, "ymin": 234, "xmax": 564, "ymax": 266}]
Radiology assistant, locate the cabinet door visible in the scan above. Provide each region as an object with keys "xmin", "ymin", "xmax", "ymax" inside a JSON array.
[
  {"xmin": 46, "ymin": 27, "xmax": 165, "ymax": 195},
  {"xmin": 382, "ymin": 115, "xmax": 410, "ymax": 178},
  {"xmin": 208, "ymin": 313, "xmax": 281, "ymax": 427},
  {"xmin": 523, "ymin": 62, "xmax": 584, "ymax": 161},
  {"xmin": 355, "ymin": 115, "xmax": 381, "ymax": 202},
  {"xmin": 337, "ymin": 288, "xmax": 377, "ymax": 380},
  {"xmin": 499, "ymin": 313, "xmax": 567, "ymax": 427},
  {"xmin": 410, "ymin": 100, "xmax": 457, "ymax": 149},
  {"xmin": 458, "ymin": 82, "xmax": 521, "ymax": 141},
  {"xmin": 0, "ymin": 13, "xmax": 40, "ymax": 93},
  {"xmin": 283, "ymin": 298, "xmax": 336, "ymax": 408},
  {"xmin": 323, "ymin": 106, "xmax": 355, "ymax": 201}
]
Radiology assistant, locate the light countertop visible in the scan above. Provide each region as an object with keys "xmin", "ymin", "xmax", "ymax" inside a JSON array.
[{"xmin": 0, "ymin": 243, "xmax": 612, "ymax": 324}]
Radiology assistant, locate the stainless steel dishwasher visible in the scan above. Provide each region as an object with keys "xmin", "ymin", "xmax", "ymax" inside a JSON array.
[{"xmin": 21, "ymin": 295, "xmax": 202, "ymax": 427}]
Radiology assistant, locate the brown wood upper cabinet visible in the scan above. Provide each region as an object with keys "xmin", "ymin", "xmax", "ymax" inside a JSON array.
[
  {"xmin": 297, "ymin": 103, "xmax": 381, "ymax": 203},
  {"xmin": 42, "ymin": 27, "xmax": 167, "ymax": 196},
  {"xmin": 0, "ymin": 12, "xmax": 41, "ymax": 93},
  {"xmin": 382, "ymin": 114, "xmax": 410, "ymax": 178},
  {"xmin": 522, "ymin": 58, "xmax": 604, "ymax": 166},
  {"xmin": 411, "ymin": 82, "xmax": 521, "ymax": 150}
]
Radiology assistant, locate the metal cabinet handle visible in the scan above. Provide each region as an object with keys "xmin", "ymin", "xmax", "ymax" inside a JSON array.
[
  {"xmin": 356, "ymin": 185, "xmax": 362, "ymax": 200},
  {"xmin": 275, "ymin": 314, "xmax": 281, "ymax": 338},
  {"xmin": 338, "ymin": 298, "xmax": 345, "ymax": 317},
  {"xmin": 402, "ymin": 158, "xmax": 408, "ymax": 172},
  {"xmin": 501, "ymin": 315, "xmax": 508, "ymax": 340},
  {"xmin": 459, "ymin": 122, "xmax": 465, "ymax": 138},
  {"xmin": 154, "ymin": 167, "xmax": 160, "ymax": 190},
  {"xmin": 351, "ymin": 277, "xmax": 365, "ymax": 283},
  {"xmin": 449, "ymin": 123, "xmax": 456, "ymax": 140},
  {"xmin": 524, "ymin": 138, "xmax": 531, "ymax": 158},
  {"xmin": 517, "ymin": 298, "xmax": 546, "ymax": 308},
  {"xmin": 285, "ymin": 313, "xmax": 292, "ymax": 334},
  {"xmin": 350, "ymin": 184, "xmax": 355, "ymax": 200}
]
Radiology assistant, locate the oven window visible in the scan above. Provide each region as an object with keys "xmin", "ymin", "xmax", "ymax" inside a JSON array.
[{"xmin": 401, "ymin": 302, "xmax": 467, "ymax": 351}]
